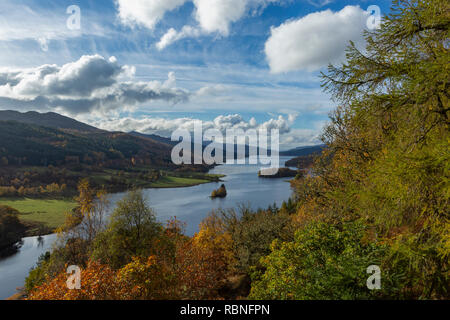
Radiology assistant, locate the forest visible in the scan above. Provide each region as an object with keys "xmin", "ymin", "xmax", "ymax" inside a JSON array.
[{"xmin": 14, "ymin": 0, "xmax": 450, "ymax": 300}]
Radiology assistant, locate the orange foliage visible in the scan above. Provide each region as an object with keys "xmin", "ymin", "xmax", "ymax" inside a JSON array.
[
  {"xmin": 29, "ymin": 215, "xmax": 236, "ymax": 300},
  {"xmin": 28, "ymin": 261, "xmax": 122, "ymax": 300}
]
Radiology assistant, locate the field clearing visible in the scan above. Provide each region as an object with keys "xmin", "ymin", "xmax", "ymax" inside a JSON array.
[
  {"xmin": 0, "ymin": 198, "xmax": 77, "ymax": 231},
  {"xmin": 148, "ymin": 176, "xmax": 213, "ymax": 188}
]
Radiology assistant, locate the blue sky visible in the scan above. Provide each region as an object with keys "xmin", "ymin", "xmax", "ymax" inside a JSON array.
[{"xmin": 0, "ymin": 0, "xmax": 392, "ymax": 149}]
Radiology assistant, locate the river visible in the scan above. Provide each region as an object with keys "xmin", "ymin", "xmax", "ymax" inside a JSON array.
[{"xmin": 0, "ymin": 156, "xmax": 295, "ymax": 299}]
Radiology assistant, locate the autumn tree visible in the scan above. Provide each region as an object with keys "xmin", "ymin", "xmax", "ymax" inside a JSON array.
[
  {"xmin": 255, "ymin": 0, "xmax": 449, "ymax": 299},
  {"xmin": 91, "ymin": 190, "xmax": 162, "ymax": 269}
]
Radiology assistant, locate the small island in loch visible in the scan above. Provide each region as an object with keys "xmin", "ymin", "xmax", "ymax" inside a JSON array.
[{"xmin": 210, "ymin": 184, "xmax": 227, "ymax": 198}]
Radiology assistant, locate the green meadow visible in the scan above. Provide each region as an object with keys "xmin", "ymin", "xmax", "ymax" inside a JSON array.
[
  {"xmin": 0, "ymin": 198, "xmax": 77, "ymax": 233},
  {"xmin": 148, "ymin": 176, "xmax": 214, "ymax": 188}
]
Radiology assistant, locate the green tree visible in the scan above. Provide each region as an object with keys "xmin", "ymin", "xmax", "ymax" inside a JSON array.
[
  {"xmin": 250, "ymin": 221, "xmax": 391, "ymax": 300},
  {"xmin": 218, "ymin": 206, "xmax": 293, "ymax": 272},
  {"xmin": 256, "ymin": 0, "xmax": 449, "ymax": 299},
  {"xmin": 91, "ymin": 190, "xmax": 162, "ymax": 269},
  {"xmin": 318, "ymin": 0, "xmax": 449, "ymax": 298}
]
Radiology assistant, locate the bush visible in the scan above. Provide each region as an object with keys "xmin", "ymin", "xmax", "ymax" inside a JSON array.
[{"xmin": 250, "ymin": 221, "xmax": 392, "ymax": 300}]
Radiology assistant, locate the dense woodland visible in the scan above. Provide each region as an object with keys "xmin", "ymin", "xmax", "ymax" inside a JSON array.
[
  {"xmin": 0, "ymin": 121, "xmax": 172, "ymax": 167},
  {"xmin": 10, "ymin": 0, "xmax": 450, "ymax": 300}
]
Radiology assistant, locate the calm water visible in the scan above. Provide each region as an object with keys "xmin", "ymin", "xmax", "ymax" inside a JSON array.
[{"xmin": 0, "ymin": 157, "xmax": 294, "ymax": 299}]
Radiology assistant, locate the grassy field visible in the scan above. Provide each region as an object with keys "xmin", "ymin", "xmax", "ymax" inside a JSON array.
[
  {"xmin": 0, "ymin": 172, "xmax": 224, "ymax": 235},
  {"xmin": 0, "ymin": 198, "xmax": 77, "ymax": 233},
  {"xmin": 89, "ymin": 169, "xmax": 224, "ymax": 190},
  {"xmin": 148, "ymin": 176, "xmax": 215, "ymax": 188}
]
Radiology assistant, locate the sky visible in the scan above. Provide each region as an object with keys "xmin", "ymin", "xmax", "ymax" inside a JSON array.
[{"xmin": 0, "ymin": 0, "xmax": 392, "ymax": 149}]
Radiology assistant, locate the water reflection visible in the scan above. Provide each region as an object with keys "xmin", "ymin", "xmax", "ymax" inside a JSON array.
[{"xmin": 0, "ymin": 234, "xmax": 57, "ymax": 299}]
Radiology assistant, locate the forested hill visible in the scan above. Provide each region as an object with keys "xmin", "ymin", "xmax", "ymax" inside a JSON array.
[
  {"xmin": 0, "ymin": 110, "xmax": 101, "ymax": 133},
  {"xmin": 280, "ymin": 145, "xmax": 325, "ymax": 156},
  {"xmin": 0, "ymin": 120, "xmax": 173, "ymax": 167}
]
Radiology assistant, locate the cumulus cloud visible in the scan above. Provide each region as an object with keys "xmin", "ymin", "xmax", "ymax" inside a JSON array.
[
  {"xmin": 281, "ymin": 128, "xmax": 321, "ymax": 147},
  {"xmin": 116, "ymin": 0, "xmax": 279, "ymax": 50},
  {"xmin": 89, "ymin": 113, "xmax": 323, "ymax": 149},
  {"xmin": 156, "ymin": 26, "xmax": 203, "ymax": 50},
  {"xmin": 265, "ymin": 5, "xmax": 368, "ymax": 73},
  {"xmin": 91, "ymin": 113, "xmax": 295, "ymax": 137},
  {"xmin": 0, "ymin": 55, "xmax": 188, "ymax": 115},
  {"xmin": 195, "ymin": 84, "xmax": 229, "ymax": 97},
  {"xmin": 192, "ymin": 0, "xmax": 248, "ymax": 36},
  {"xmin": 116, "ymin": 0, "xmax": 188, "ymax": 30},
  {"xmin": 195, "ymin": 0, "xmax": 280, "ymax": 35}
]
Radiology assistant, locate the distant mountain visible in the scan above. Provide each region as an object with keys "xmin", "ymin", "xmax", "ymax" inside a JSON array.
[
  {"xmin": 280, "ymin": 144, "xmax": 325, "ymax": 156},
  {"xmin": 130, "ymin": 131, "xmax": 257, "ymax": 160},
  {"xmin": 282, "ymin": 145, "xmax": 326, "ymax": 169},
  {"xmin": 0, "ymin": 110, "xmax": 101, "ymax": 133}
]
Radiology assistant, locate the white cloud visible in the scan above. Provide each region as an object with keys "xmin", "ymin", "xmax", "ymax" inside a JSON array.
[
  {"xmin": 118, "ymin": 0, "xmax": 280, "ymax": 50},
  {"xmin": 195, "ymin": 84, "xmax": 229, "ymax": 97},
  {"xmin": 192, "ymin": 0, "xmax": 248, "ymax": 36},
  {"xmin": 192, "ymin": 0, "xmax": 280, "ymax": 35},
  {"xmin": 4, "ymin": 55, "xmax": 123, "ymax": 97},
  {"xmin": 0, "ymin": 55, "xmax": 188, "ymax": 115},
  {"xmin": 265, "ymin": 5, "xmax": 368, "ymax": 73},
  {"xmin": 88, "ymin": 113, "xmax": 322, "ymax": 149},
  {"xmin": 281, "ymin": 128, "xmax": 321, "ymax": 147},
  {"xmin": 156, "ymin": 26, "xmax": 203, "ymax": 50},
  {"xmin": 92, "ymin": 113, "xmax": 294, "ymax": 136},
  {"xmin": 115, "ymin": 0, "xmax": 188, "ymax": 30}
]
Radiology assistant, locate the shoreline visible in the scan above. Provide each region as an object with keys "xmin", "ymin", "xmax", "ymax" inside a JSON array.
[
  {"xmin": 2, "ymin": 172, "xmax": 228, "ymax": 300},
  {"xmin": 0, "ymin": 173, "xmax": 226, "ymax": 237},
  {"xmin": 0, "ymin": 174, "xmax": 226, "ymax": 239}
]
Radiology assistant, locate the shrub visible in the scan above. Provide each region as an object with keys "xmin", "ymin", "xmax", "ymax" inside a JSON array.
[
  {"xmin": 91, "ymin": 190, "xmax": 163, "ymax": 269},
  {"xmin": 250, "ymin": 221, "xmax": 392, "ymax": 300}
]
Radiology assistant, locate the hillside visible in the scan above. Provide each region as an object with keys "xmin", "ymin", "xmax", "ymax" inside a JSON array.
[
  {"xmin": 280, "ymin": 145, "xmax": 325, "ymax": 156},
  {"xmin": 0, "ymin": 120, "xmax": 172, "ymax": 167},
  {"xmin": 0, "ymin": 110, "xmax": 178, "ymax": 168},
  {"xmin": 0, "ymin": 110, "xmax": 101, "ymax": 133}
]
